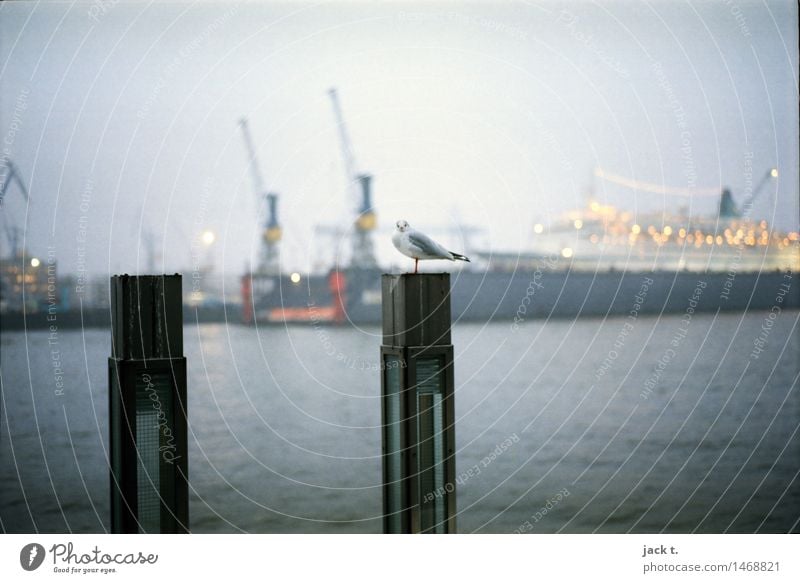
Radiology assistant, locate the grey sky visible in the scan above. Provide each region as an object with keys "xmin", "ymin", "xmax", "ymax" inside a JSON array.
[{"xmin": 1, "ymin": 0, "xmax": 797, "ymax": 275}]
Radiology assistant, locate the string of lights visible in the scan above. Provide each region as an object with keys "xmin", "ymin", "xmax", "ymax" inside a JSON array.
[{"xmin": 594, "ymin": 168, "xmax": 721, "ymax": 197}]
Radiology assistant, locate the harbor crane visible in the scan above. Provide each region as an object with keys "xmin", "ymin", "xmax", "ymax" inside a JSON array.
[
  {"xmin": 719, "ymin": 167, "xmax": 778, "ymax": 218},
  {"xmin": 328, "ymin": 88, "xmax": 377, "ymax": 268},
  {"xmin": 239, "ymin": 118, "xmax": 282, "ymax": 274},
  {"xmin": 0, "ymin": 159, "xmax": 30, "ymax": 258},
  {"xmin": 742, "ymin": 167, "xmax": 778, "ymax": 210}
]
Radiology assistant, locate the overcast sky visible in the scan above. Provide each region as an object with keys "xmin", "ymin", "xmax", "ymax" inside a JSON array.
[{"xmin": 1, "ymin": 0, "xmax": 797, "ymax": 276}]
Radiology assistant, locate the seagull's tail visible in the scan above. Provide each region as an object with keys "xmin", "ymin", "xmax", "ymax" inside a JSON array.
[{"xmin": 451, "ymin": 252, "xmax": 471, "ymax": 263}]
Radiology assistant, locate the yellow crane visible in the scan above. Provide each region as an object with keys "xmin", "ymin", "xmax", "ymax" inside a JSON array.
[
  {"xmin": 239, "ymin": 118, "xmax": 282, "ymax": 274},
  {"xmin": 328, "ymin": 88, "xmax": 377, "ymax": 268}
]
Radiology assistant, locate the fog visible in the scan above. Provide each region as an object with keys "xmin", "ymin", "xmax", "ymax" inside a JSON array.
[{"xmin": 1, "ymin": 0, "xmax": 797, "ymax": 276}]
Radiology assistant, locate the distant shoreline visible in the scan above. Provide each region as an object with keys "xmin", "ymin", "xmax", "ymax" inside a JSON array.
[{"xmin": 0, "ymin": 305, "xmax": 242, "ymax": 331}]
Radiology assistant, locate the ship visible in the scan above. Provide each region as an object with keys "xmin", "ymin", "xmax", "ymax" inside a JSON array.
[{"xmin": 243, "ymin": 167, "xmax": 799, "ymax": 326}]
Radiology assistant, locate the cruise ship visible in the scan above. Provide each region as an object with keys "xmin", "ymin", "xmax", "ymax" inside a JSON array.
[{"xmin": 243, "ymin": 171, "xmax": 800, "ymax": 325}]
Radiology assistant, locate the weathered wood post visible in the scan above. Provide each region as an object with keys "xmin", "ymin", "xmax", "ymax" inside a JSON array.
[
  {"xmin": 380, "ymin": 273, "xmax": 456, "ymax": 533},
  {"xmin": 109, "ymin": 274, "xmax": 188, "ymax": 533}
]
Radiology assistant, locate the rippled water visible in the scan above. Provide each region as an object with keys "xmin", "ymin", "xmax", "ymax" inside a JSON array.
[{"xmin": 1, "ymin": 310, "xmax": 798, "ymax": 533}]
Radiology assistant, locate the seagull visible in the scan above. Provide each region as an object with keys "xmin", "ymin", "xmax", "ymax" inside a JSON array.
[{"xmin": 392, "ymin": 220, "xmax": 471, "ymax": 274}]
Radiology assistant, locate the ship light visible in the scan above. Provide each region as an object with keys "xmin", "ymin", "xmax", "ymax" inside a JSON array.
[
  {"xmin": 201, "ymin": 230, "xmax": 216, "ymax": 245},
  {"xmin": 573, "ymin": 219, "xmax": 583, "ymax": 229},
  {"xmin": 290, "ymin": 272, "xmax": 301, "ymax": 284},
  {"xmin": 533, "ymin": 223, "xmax": 544, "ymax": 234},
  {"xmin": 770, "ymin": 168, "xmax": 779, "ymax": 178},
  {"xmin": 561, "ymin": 247, "xmax": 574, "ymax": 258},
  {"xmin": 30, "ymin": 257, "xmax": 40, "ymax": 267},
  {"xmin": 631, "ymin": 224, "xmax": 641, "ymax": 234}
]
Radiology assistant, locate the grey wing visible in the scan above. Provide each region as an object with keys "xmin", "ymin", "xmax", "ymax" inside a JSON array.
[{"xmin": 407, "ymin": 230, "xmax": 451, "ymax": 259}]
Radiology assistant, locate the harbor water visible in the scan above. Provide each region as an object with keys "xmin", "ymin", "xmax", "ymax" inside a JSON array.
[{"xmin": 1, "ymin": 310, "xmax": 798, "ymax": 533}]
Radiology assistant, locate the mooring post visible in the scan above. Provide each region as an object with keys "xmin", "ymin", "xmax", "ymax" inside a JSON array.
[
  {"xmin": 380, "ymin": 273, "xmax": 456, "ymax": 534},
  {"xmin": 108, "ymin": 274, "xmax": 188, "ymax": 533}
]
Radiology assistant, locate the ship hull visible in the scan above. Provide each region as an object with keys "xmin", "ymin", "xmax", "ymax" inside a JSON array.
[
  {"xmin": 247, "ymin": 268, "xmax": 798, "ymax": 325},
  {"xmin": 451, "ymin": 269, "xmax": 796, "ymax": 321}
]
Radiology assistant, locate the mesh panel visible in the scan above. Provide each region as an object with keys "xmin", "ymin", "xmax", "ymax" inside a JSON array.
[
  {"xmin": 110, "ymin": 368, "xmax": 122, "ymax": 526},
  {"xmin": 136, "ymin": 372, "xmax": 171, "ymax": 533},
  {"xmin": 416, "ymin": 357, "xmax": 446, "ymax": 534}
]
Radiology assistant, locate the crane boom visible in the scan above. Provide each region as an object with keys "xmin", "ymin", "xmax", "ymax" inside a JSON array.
[
  {"xmin": 328, "ymin": 88, "xmax": 358, "ymax": 191},
  {"xmin": 742, "ymin": 168, "xmax": 778, "ymax": 210},
  {"xmin": 0, "ymin": 160, "xmax": 30, "ymax": 205},
  {"xmin": 238, "ymin": 118, "xmax": 266, "ymax": 199}
]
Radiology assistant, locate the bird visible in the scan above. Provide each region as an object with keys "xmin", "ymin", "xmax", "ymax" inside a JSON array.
[{"xmin": 392, "ymin": 220, "xmax": 471, "ymax": 274}]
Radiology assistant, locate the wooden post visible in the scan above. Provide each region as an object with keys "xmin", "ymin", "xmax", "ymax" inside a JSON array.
[
  {"xmin": 380, "ymin": 273, "xmax": 456, "ymax": 534},
  {"xmin": 109, "ymin": 274, "xmax": 188, "ymax": 533}
]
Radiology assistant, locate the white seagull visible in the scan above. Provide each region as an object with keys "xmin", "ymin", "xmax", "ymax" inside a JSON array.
[{"xmin": 392, "ymin": 220, "xmax": 471, "ymax": 274}]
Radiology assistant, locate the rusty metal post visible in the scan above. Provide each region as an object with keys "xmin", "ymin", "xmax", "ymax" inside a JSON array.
[
  {"xmin": 380, "ymin": 273, "xmax": 456, "ymax": 533},
  {"xmin": 109, "ymin": 274, "xmax": 188, "ymax": 533}
]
